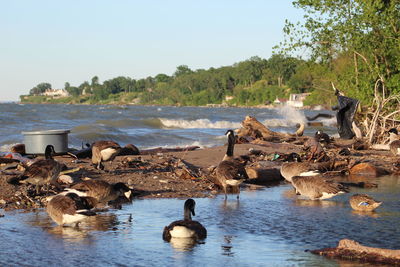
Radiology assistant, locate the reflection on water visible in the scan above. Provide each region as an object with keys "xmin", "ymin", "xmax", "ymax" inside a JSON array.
[
  {"xmin": 1, "ymin": 175, "xmax": 399, "ymax": 266},
  {"xmin": 169, "ymin": 237, "xmax": 197, "ymax": 251}
]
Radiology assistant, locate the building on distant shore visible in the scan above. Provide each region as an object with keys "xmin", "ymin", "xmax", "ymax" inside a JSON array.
[
  {"xmin": 41, "ymin": 89, "xmax": 70, "ymax": 97},
  {"xmin": 274, "ymin": 93, "xmax": 310, "ymax": 108}
]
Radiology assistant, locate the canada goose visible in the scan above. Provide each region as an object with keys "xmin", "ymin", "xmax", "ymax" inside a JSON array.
[
  {"xmin": 163, "ymin": 199, "xmax": 207, "ymax": 241},
  {"xmin": 8, "ymin": 145, "xmax": 63, "ymax": 194},
  {"xmin": 280, "ymin": 160, "xmax": 334, "ymax": 183},
  {"xmin": 388, "ymin": 128, "xmax": 400, "ymax": 156},
  {"xmin": 215, "ymin": 130, "xmax": 249, "ymax": 199},
  {"xmin": 63, "ymin": 180, "xmax": 131, "ymax": 204},
  {"xmin": 92, "ymin": 140, "xmax": 121, "ymax": 170},
  {"xmin": 315, "ymin": 130, "xmax": 331, "ymax": 146},
  {"xmin": 291, "ymin": 176, "xmax": 349, "ymax": 200},
  {"xmin": 46, "ymin": 192, "xmax": 96, "ymax": 226},
  {"xmin": 349, "ymin": 194, "xmax": 382, "ymax": 212}
]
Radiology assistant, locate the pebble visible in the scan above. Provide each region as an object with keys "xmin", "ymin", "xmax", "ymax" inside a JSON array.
[
  {"xmin": 0, "ymin": 199, "xmax": 6, "ymax": 205},
  {"xmin": 159, "ymin": 180, "xmax": 168, "ymax": 184}
]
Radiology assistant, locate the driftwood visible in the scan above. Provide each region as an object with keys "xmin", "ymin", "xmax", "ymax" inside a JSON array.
[
  {"xmin": 140, "ymin": 146, "xmax": 200, "ymax": 155},
  {"xmin": 68, "ymin": 144, "xmax": 199, "ymax": 158},
  {"xmin": 310, "ymin": 239, "xmax": 400, "ymax": 265},
  {"xmin": 237, "ymin": 116, "xmax": 304, "ymax": 142},
  {"xmin": 245, "ymin": 161, "xmax": 283, "ymax": 185}
]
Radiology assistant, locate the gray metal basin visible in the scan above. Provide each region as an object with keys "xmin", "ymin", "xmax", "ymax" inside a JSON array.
[{"xmin": 21, "ymin": 129, "xmax": 70, "ymax": 154}]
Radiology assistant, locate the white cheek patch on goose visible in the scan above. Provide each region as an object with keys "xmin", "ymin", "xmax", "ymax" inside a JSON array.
[{"xmin": 100, "ymin": 148, "xmax": 118, "ymax": 161}]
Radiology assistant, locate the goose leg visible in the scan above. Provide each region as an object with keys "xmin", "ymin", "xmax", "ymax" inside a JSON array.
[{"xmin": 223, "ymin": 185, "xmax": 227, "ymax": 199}]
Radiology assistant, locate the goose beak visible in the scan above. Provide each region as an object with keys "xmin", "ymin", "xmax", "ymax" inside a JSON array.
[{"xmin": 191, "ymin": 209, "xmax": 195, "ymax": 216}]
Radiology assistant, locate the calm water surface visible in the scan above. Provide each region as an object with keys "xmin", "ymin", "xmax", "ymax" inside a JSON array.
[{"xmin": 1, "ymin": 176, "xmax": 399, "ymax": 267}]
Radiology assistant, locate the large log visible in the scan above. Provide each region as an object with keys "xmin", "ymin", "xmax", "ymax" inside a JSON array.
[
  {"xmin": 245, "ymin": 161, "xmax": 283, "ymax": 185},
  {"xmin": 310, "ymin": 239, "xmax": 400, "ymax": 265},
  {"xmin": 239, "ymin": 116, "xmax": 303, "ymax": 142}
]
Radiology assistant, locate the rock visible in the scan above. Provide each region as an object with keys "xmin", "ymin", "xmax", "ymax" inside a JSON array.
[
  {"xmin": 58, "ymin": 174, "xmax": 74, "ymax": 184},
  {"xmin": 310, "ymin": 239, "xmax": 400, "ymax": 265},
  {"xmin": 11, "ymin": 144, "xmax": 26, "ymax": 155},
  {"xmin": 349, "ymin": 162, "xmax": 388, "ymax": 177}
]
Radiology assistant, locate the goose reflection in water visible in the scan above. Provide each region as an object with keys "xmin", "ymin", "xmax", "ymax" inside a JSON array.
[
  {"xmin": 351, "ymin": 210, "xmax": 381, "ymax": 218},
  {"xmin": 169, "ymin": 237, "xmax": 197, "ymax": 251},
  {"xmin": 294, "ymin": 199, "xmax": 344, "ymax": 208}
]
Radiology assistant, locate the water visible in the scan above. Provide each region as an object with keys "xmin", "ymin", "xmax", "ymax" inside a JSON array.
[
  {"xmin": 0, "ymin": 103, "xmax": 336, "ymax": 151},
  {"xmin": 1, "ymin": 176, "xmax": 399, "ymax": 266},
  {"xmin": 1, "ymin": 103, "xmax": 398, "ymax": 266}
]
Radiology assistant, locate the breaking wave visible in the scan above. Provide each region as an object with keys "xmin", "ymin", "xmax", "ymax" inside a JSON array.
[{"xmin": 159, "ymin": 118, "xmax": 241, "ymax": 129}]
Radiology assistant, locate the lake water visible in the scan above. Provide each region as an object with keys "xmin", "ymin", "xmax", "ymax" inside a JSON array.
[
  {"xmin": 0, "ymin": 103, "xmax": 398, "ymax": 266},
  {"xmin": 0, "ymin": 103, "xmax": 336, "ymax": 150}
]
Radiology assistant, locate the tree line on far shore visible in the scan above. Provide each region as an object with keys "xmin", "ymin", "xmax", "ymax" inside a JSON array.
[{"xmin": 23, "ymin": 0, "xmax": 400, "ymax": 111}]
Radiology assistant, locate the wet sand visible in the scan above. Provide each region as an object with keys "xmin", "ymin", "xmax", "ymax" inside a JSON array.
[{"xmin": 0, "ymin": 142, "xmax": 397, "ymax": 211}]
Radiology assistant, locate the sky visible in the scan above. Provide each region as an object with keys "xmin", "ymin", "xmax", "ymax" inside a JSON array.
[{"xmin": 0, "ymin": 0, "xmax": 305, "ymax": 102}]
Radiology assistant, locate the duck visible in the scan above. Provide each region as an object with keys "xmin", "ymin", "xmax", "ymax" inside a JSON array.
[
  {"xmin": 215, "ymin": 129, "xmax": 249, "ymax": 199},
  {"xmin": 291, "ymin": 176, "xmax": 349, "ymax": 200},
  {"xmin": 388, "ymin": 128, "xmax": 400, "ymax": 156},
  {"xmin": 46, "ymin": 192, "xmax": 96, "ymax": 226},
  {"xmin": 91, "ymin": 140, "xmax": 121, "ymax": 170},
  {"xmin": 280, "ymin": 160, "xmax": 334, "ymax": 183},
  {"xmin": 8, "ymin": 145, "xmax": 64, "ymax": 194},
  {"xmin": 162, "ymin": 199, "xmax": 207, "ymax": 241},
  {"xmin": 349, "ymin": 194, "xmax": 382, "ymax": 212},
  {"xmin": 62, "ymin": 179, "xmax": 132, "ymax": 205}
]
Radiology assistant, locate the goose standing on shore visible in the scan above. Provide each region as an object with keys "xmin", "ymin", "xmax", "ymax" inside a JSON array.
[
  {"xmin": 349, "ymin": 194, "xmax": 382, "ymax": 212},
  {"xmin": 388, "ymin": 128, "xmax": 400, "ymax": 156},
  {"xmin": 46, "ymin": 192, "xmax": 96, "ymax": 226},
  {"xmin": 92, "ymin": 141, "xmax": 121, "ymax": 170},
  {"xmin": 215, "ymin": 130, "xmax": 249, "ymax": 199},
  {"xmin": 63, "ymin": 180, "xmax": 131, "ymax": 205},
  {"xmin": 8, "ymin": 145, "xmax": 63, "ymax": 194},
  {"xmin": 291, "ymin": 176, "xmax": 349, "ymax": 200},
  {"xmin": 163, "ymin": 199, "xmax": 207, "ymax": 241}
]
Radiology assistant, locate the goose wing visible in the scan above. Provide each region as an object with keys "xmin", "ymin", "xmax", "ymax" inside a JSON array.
[
  {"xmin": 216, "ymin": 160, "xmax": 248, "ymax": 180},
  {"xmin": 163, "ymin": 220, "xmax": 207, "ymax": 241}
]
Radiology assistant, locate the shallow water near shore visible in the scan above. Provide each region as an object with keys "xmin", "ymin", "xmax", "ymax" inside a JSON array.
[{"xmin": 1, "ymin": 175, "xmax": 399, "ymax": 266}]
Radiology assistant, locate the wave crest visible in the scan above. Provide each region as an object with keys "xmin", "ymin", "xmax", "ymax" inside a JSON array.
[{"xmin": 159, "ymin": 118, "xmax": 241, "ymax": 129}]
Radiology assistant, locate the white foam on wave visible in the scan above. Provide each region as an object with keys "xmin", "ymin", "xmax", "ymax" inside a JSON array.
[
  {"xmin": 320, "ymin": 117, "xmax": 337, "ymax": 126},
  {"xmin": 0, "ymin": 144, "xmax": 16, "ymax": 152},
  {"xmin": 159, "ymin": 118, "xmax": 241, "ymax": 129},
  {"xmin": 263, "ymin": 106, "xmax": 307, "ymax": 127}
]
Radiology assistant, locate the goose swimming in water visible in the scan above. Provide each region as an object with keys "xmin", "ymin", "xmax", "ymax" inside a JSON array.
[
  {"xmin": 291, "ymin": 176, "xmax": 349, "ymax": 200},
  {"xmin": 46, "ymin": 192, "xmax": 96, "ymax": 226},
  {"xmin": 349, "ymin": 194, "xmax": 382, "ymax": 212},
  {"xmin": 91, "ymin": 141, "xmax": 121, "ymax": 170},
  {"xmin": 215, "ymin": 130, "xmax": 249, "ymax": 199},
  {"xmin": 163, "ymin": 199, "xmax": 207, "ymax": 241},
  {"xmin": 8, "ymin": 145, "xmax": 63, "ymax": 194}
]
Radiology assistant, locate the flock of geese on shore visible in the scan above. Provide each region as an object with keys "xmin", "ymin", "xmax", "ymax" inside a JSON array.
[{"xmin": 7, "ymin": 126, "xmax": 400, "ymax": 243}]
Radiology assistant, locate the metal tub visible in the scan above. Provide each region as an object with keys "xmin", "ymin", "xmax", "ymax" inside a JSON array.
[{"xmin": 21, "ymin": 129, "xmax": 70, "ymax": 154}]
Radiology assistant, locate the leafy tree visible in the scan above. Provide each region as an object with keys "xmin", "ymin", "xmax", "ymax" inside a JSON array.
[
  {"xmin": 280, "ymin": 0, "xmax": 400, "ymax": 104},
  {"xmin": 29, "ymin": 82, "xmax": 52, "ymax": 95}
]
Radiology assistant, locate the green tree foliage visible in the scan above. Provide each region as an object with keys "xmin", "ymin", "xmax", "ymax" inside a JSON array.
[
  {"xmin": 25, "ymin": 55, "xmax": 303, "ymax": 106},
  {"xmin": 280, "ymin": 0, "xmax": 400, "ymax": 104},
  {"xmin": 29, "ymin": 82, "xmax": 52, "ymax": 95}
]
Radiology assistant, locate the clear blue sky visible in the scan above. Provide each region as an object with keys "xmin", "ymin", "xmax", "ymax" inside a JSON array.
[{"xmin": 0, "ymin": 0, "xmax": 304, "ymax": 101}]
